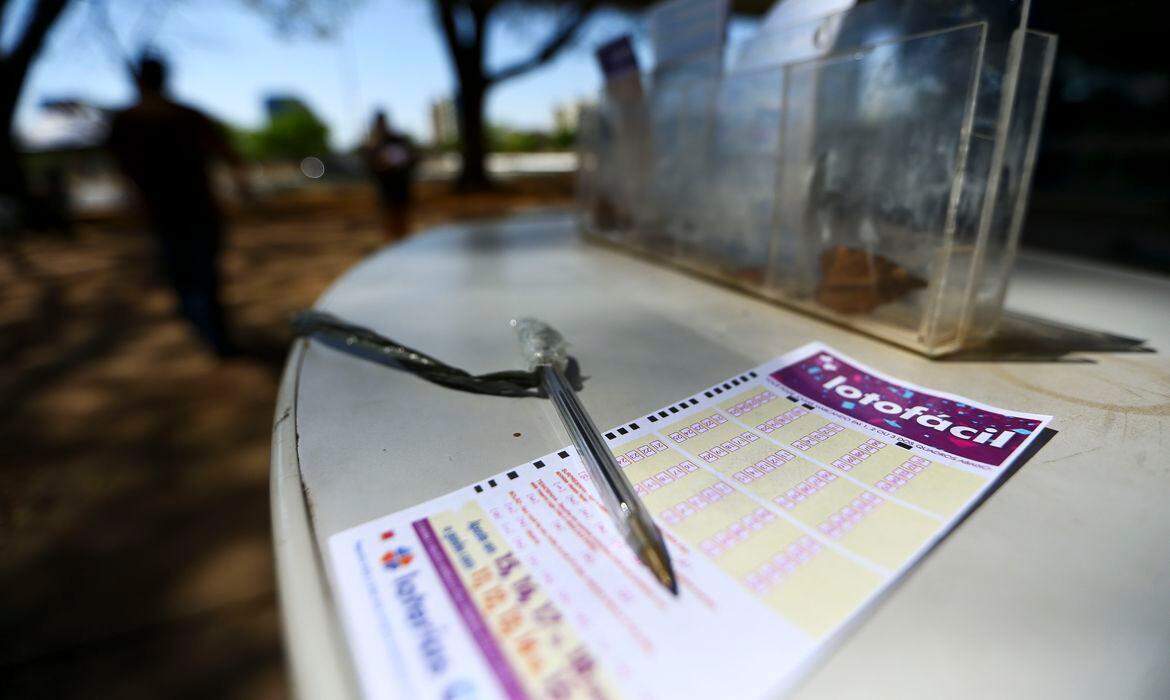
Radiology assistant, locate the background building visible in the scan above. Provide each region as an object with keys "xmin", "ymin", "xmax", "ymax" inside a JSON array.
[{"xmin": 429, "ymin": 97, "xmax": 458, "ymax": 145}]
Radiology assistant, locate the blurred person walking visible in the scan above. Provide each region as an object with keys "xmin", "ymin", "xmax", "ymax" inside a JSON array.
[
  {"xmin": 362, "ymin": 111, "xmax": 417, "ymax": 241},
  {"xmin": 106, "ymin": 54, "xmax": 249, "ymax": 357}
]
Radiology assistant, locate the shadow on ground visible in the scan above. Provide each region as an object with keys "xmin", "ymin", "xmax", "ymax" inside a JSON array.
[
  {"xmin": 0, "ymin": 176, "xmax": 573, "ymax": 699},
  {"xmin": 941, "ymin": 310, "xmax": 1154, "ymax": 363}
]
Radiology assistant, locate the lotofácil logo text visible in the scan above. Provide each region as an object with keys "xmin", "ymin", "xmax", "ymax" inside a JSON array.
[{"xmin": 822, "ymin": 375, "xmax": 1017, "ymax": 448}]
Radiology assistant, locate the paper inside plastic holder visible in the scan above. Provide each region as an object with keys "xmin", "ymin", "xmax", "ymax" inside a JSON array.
[{"xmin": 512, "ymin": 318, "xmax": 570, "ymax": 372}]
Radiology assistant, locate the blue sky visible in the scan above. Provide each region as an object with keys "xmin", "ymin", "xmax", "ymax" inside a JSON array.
[{"xmin": 12, "ymin": 0, "xmax": 758, "ymax": 149}]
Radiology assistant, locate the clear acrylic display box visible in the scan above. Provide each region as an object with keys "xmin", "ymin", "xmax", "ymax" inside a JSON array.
[{"xmin": 579, "ymin": 0, "xmax": 1057, "ymax": 356}]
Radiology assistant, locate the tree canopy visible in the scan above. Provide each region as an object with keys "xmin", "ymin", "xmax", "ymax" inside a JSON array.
[{"xmin": 234, "ymin": 100, "xmax": 331, "ymax": 161}]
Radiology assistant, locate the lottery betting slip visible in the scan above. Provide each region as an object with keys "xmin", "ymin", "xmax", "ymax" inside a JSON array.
[{"xmin": 328, "ymin": 342, "xmax": 1052, "ymax": 699}]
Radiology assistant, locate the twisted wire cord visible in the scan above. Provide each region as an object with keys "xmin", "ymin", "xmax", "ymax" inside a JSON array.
[{"xmin": 291, "ymin": 310, "xmax": 544, "ymax": 397}]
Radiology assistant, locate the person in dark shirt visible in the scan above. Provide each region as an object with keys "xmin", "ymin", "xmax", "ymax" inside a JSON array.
[
  {"xmin": 362, "ymin": 110, "xmax": 418, "ymax": 241},
  {"xmin": 107, "ymin": 55, "xmax": 248, "ymax": 356}
]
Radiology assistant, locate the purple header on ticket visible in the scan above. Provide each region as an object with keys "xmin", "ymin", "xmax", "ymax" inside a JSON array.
[
  {"xmin": 770, "ymin": 349, "xmax": 1043, "ymax": 469},
  {"xmin": 412, "ymin": 519, "xmax": 529, "ymax": 700}
]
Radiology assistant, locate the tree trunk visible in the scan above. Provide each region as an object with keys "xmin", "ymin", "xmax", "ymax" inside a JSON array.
[
  {"xmin": 0, "ymin": 93, "xmax": 31, "ymax": 234},
  {"xmin": 434, "ymin": 0, "xmax": 592, "ymax": 192},
  {"xmin": 0, "ymin": 132, "xmax": 27, "ymax": 202},
  {"xmin": 0, "ymin": 0, "xmax": 72, "ymax": 233},
  {"xmin": 455, "ymin": 72, "xmax": 489, "ymax": 191}
]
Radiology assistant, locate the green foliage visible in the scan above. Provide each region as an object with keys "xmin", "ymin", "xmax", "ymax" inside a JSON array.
[
  {"xmin": 550, "ymin": 125, "xmax": 577, "ymax": 150},
  {"xmin": 432, "ymin": 137, "xmax": 462, "ymax": 154},
  {"xmin": 230, "ymin": 127, "xmax": 261, "ymax": 162},
  {"xmin": 486, "ymin": 124, "xmax": 577, "ymax": 153},
  {"xmin": 234, "ymin": 103, "xmax": 330, "ymax": 161}
]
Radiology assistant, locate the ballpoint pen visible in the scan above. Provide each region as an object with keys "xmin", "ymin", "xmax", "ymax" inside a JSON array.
[{"xmin": 514, "ymin": 318, "xmax": 679, "ymax": 595}]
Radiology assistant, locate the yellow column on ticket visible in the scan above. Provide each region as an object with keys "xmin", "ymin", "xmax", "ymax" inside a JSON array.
[
  {"xmin": 621, "ymin": 418, "xmax": 886, "ymax": 639},
  {"xmin": 827, "ymin": 447, "xmax": 988, "ymax": 518}
]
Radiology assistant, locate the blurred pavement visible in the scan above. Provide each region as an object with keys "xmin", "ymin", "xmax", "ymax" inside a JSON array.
[{"xmin": 0, "ymin": 175, "xmax": 573, "ymax": 699}]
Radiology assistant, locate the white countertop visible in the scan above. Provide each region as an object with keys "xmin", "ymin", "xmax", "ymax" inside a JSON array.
[{"xmin": 272, "ymin": 210, "xmax": 1170, "ymax": 699}]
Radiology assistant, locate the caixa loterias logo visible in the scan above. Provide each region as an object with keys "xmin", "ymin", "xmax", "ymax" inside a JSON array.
[
  {"xmin": 380, "ymin": 529, "xmax": 414, "ymax": 570},
  {"xmin": 378, "ymin": 528, "xmax": 477, "ymax": 696}
]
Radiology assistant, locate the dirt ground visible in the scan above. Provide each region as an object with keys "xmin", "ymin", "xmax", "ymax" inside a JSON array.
[{"xmin": 0, "ymin": 175, "xmax": 574, "ymax": 699}]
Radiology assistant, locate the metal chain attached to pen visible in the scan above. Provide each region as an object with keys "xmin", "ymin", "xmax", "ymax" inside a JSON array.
[
  {"xmin": 293, "ymin": 311, "xmax": 676, "ymax": 593},
  {"xmin": 291, "ymin": 310, "xmax": 546, "ymax": 397}
]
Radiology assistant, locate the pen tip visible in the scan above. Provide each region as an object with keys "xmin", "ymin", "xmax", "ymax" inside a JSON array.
[{"xmin": 640, "ymin": 543, "xmax": 679, "ymax": 597}]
